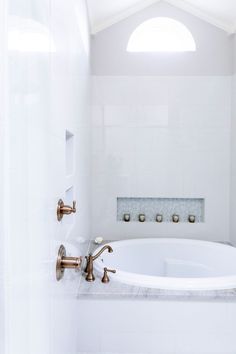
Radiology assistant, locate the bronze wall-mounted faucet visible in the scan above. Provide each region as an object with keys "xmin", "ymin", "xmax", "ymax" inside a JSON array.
[
  {"xmin": 56, "ymin": 245, "xmax": 82, "ymax": 281},
  {"xmin": 85, "ymin": 245, "xmax": 113, "ymax": 282}
]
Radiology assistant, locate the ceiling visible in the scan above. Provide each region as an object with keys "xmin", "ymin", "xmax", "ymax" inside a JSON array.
[{"xmin": 86, "ymin": 0, "xmax": 236, "ymax": 35}]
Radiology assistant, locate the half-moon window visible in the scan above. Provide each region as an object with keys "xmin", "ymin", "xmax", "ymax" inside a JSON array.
[{"xmin": 127, "ymin": 17, "xmax": 196, "ymax": 52}]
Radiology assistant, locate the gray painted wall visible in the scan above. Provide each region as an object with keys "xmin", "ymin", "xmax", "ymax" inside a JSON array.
[{"xmin": 91, "ymin": 2, "xmax": 233, "ymax": 76}]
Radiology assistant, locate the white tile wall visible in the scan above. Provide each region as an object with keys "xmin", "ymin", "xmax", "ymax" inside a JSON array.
[
  {"xmin": 0, "ymin": 0, "xmax": 7, "ymax": 351},
  {"xmin": 91, "ymin": 76, "xmax": 231, "ymax": 241},
  {"xmin": 230, "ymin": 36, "xmax": 236, "ymax": 245},
  {"xmin": 3, "ymin": 0, "xmax": 91, "ymax": 353},
  {"xmin": 230, "ymin": 72, "xmax": 236, "ymax": 245},
  {"xmin": 77, "ymin": 300, "xmax": 236, "ymax": 354}
]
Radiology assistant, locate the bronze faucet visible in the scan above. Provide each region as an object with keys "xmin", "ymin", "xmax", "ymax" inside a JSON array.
[{"xmin": 85, "ymin": 245, "xmax": 113, "ymax": 282}]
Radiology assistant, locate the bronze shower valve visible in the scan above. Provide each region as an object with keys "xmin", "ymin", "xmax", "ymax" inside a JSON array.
[{"xmin": 57, "ymin": 199, "xmax": 76, "ymax": 221}]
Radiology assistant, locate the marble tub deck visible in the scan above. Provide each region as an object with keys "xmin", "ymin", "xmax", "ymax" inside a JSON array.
[
  {"xmin": 77, "ymin": 241, "xmax": 236, "ymax": 301},
  {"xmin": 77, "ymin": 270, "xmax": 236, "ymax": 301}
]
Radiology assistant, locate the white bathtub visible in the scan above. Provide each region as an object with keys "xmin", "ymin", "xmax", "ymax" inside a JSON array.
[{"xmin": 94, "ymin": 238, "xmax": 236, "ymax": 291}]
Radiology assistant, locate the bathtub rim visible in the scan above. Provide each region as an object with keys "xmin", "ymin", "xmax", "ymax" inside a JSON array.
[{"xmin": 93, "ymin": 238, "xmax": 236, "ymax": 291}]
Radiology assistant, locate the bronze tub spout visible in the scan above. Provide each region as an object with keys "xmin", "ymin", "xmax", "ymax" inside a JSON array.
[{"xmin": 85, "ymin": 245, "xmax": 113, "ymax": 282}]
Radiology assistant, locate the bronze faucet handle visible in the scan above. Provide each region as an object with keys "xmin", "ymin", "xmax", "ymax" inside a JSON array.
[
  {"xmin": 57, "ymin": 199, "xmax": 76, "ymax": 221},
  {"xmin": 71, "ymin": 201, "xmax": 76, "ymax": 212},
  {"xmin": 63, "ymin": 200, "xmax": 76, "ymax": 214},
  {"xmin": 102, "ymin": 267, "xmax": 116, "ymax": 283}
]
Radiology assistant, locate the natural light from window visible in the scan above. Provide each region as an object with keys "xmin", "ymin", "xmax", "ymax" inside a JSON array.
[{"xmin": 127, "ymin": 17, "xmax": 196, "ymax": 52}]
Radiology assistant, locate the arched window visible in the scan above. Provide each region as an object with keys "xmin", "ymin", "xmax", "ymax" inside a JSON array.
[{"xmin": 127, "ymin": 17, "xmax": 196, "ymax": 52}]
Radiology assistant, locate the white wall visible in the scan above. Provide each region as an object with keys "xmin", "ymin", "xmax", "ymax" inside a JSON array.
[
  {"xmin": 230, "ymin": 36, "xmax": 236, "ymax": 245},
  {"xmin": 4, "ymin": 0, "xmax": 91, "ymax": 353},
  {"xmin": 77, "ymin": 299, "xmax": 236, "ymax": 354},
  {"xmin": 92, "ymin": 76, "xmax": 231, "ymax": 241},
  {"xmin": 91, "ymin": 3, "xmax": 232, "ymax": 242},
  {"xmin": 0, "ymin": 0, "xmax": 7, "ymax": 352},
  {"xmin": 91, "ymin": 1, "xmax": 233, "ymax": 76}
]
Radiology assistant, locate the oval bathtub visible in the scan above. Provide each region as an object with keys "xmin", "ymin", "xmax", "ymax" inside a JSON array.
[{"xmin": 93, "ymin": 238, "xmax": 236, "ymax": 291}]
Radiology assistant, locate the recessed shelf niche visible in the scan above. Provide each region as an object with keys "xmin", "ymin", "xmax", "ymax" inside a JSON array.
[
  {"xmin": 66, "ymin": 130, "xmax": 74, "ymax": 177},
  {"xmin": 117, "ymin": 197, "xmax": 205, "ymax": 223}
]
